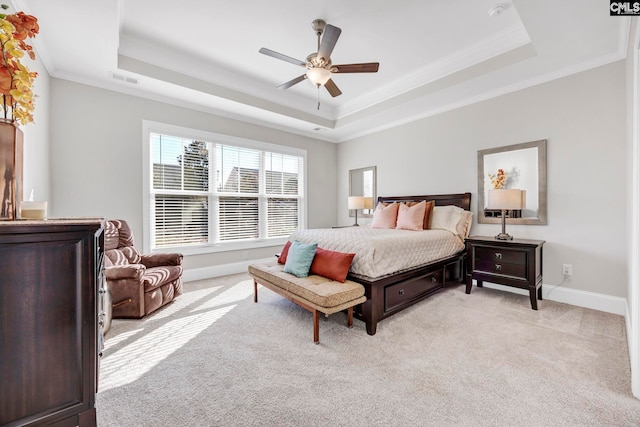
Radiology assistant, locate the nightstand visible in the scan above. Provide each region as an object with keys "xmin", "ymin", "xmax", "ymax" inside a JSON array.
[{"xmin": 465, "ymin": 236, "xmax": 545, "ymax": 310}]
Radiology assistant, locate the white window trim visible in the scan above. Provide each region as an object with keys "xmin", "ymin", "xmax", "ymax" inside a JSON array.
[{"xmin": 142, "ymin": 120, "xmax": 307, "ymax": 254}]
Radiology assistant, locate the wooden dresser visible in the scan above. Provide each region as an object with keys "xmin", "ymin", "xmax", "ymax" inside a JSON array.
[
  {"xmin": 465, "ymin": 236, "xmax": 545, "ymax": 310},
  {"xmin": 0, "ymin": 219, "xmax": 104, "ymax": 427}
]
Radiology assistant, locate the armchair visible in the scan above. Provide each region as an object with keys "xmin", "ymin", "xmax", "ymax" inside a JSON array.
[{"xmin": 104, "ymin": 219, "xmax": 183, "ymax": 318}]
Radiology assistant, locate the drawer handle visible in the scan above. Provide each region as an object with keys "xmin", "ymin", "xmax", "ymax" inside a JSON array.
[
  {"xmin": 399, "ymin": 289, "xmax": 405, "ymax": 296},
  {"xmin": 431, "ymin": 276, "xmax": 437, "ymax": 283},
  {"xmin": 495, "ymin": 264, "xmax": 502, "ymax": 271},
  {"xmin": 494, "ymin": 252, "xmax": 502, "ymax": 259}
]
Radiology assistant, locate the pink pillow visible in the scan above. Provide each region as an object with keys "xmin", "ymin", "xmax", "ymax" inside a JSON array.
[
  {"xmin": 277, "ymin": 241, "xmax": 292, "ymax": 264},
  {"xmin": 310, "ymin": 247, "xmax": 355, "ymax": 282},
  {"xmin": 396, "ymin": 201, "xmax": 426, "ymax": 231},
  {"xmin": 371, "ymin": 202, "xmax": 399, "ymax": 229}
]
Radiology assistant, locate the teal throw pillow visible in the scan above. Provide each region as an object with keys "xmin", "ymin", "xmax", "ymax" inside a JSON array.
[{"xmin": 283, "ymin": 241, "xmax": 317, "ymax": 278}]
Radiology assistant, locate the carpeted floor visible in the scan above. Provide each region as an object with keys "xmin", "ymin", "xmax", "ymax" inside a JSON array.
[{"xmin": 97, "ymin": 273, "xmax": 640, "ymax": 426}]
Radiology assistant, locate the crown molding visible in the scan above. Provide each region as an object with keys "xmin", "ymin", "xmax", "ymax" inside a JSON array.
[
  {"xmin": 335, "ymin": 24, "xmax": 531, "ymax": 118},
  {"xmin": 332, "ymin": 50, "xmax": 626, "ymax": 143}
]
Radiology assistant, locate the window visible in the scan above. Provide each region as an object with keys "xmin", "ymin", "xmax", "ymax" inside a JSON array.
[{"xmin": 144, "ymin": 122, "xmax": 306, "ymax": 253}]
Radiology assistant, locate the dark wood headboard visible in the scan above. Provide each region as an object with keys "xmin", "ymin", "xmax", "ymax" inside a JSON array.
[{"xmin": 377, "ymin": 192, "xmax": 471, "ymax": 211}]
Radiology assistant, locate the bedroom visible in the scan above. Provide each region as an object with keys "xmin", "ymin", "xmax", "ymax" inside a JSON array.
[{"xmin": 2, "ymin": 0, "xmax": 640, "ymax": 424}]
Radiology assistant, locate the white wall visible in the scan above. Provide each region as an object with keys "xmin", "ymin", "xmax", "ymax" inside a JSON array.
[
  {"xmin": 626, "ymin": 16, "xmax": 640, "ymax": 399},
  {"xmin": 21, "ymin": 48, "xmax": 50, "ymax": 205},
  {"xmin": 49, "ymin": 79, "xmax": 337, "ymax": 271},
  {"xmin": 338, "ymin": 61, "xmax": 627, "ymax": 299}
]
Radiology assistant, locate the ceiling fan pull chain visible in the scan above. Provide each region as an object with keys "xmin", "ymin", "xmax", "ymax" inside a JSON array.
[{"xmin": 317, "ymin": 86, "xmax": 321, "ymax": 110}]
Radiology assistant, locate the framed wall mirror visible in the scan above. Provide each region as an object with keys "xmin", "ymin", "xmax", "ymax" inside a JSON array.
[
  {"xmin": 349, "ymin": 166, "xmax": 376, "ymax": 218},
  {"xmin": 477, "ymin": 140, "xmax": 547, "ymax": 225}
]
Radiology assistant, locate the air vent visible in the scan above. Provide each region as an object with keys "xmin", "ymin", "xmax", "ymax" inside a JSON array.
[{"xmin": 111, "ymin": 72, "xmax": 138, "ymax": 85}]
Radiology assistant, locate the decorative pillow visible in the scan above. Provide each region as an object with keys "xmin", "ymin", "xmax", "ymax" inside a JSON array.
[
  {"xmin": 283, "ymin": 241, "xmax": 318, "ymax": 278},
  {"xmin": 456, "ymin": 211, "xmax": 474, "ymax": 239},
  {"xmin": 396, "ymin": 201, "xmax": 426, "ymax": 231},
  {"xmin": 371, "ymin": 202, "xmax": 399, "ymax": 229},
  {"xmin": 277, "ymin": 241, "xmax": 292, "ymax": 265},
  {"xmin": 422, "ymin": 200, "xmax": 435, "ymax": 229},
  {"xmin": 310, "ymin": 247, "xmax": 356, "ymax": 283},
  {"xmin": 430, "ymin": 205, "xmax": 464, "ymax": 235},
  {"xmin": 407, "ymin": 200, "xmax": 435, "ymax": 229}
]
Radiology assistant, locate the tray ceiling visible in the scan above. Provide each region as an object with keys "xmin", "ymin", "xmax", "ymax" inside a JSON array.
[{"xmin": 19, "ymin": 0, "xmax": 628, "ymax": 142}]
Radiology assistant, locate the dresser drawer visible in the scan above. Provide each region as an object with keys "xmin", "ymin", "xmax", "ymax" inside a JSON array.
[
  {"xmin": 474, "ymin": 260, "xmax": 527, "ymax": 279},
  {"xmin": 385, "ymin": 269, "xmax": 443, "ymax": 311},
  {"xmin": 474, "ymin": 246, "xmax": 526, "ymax": 265}
]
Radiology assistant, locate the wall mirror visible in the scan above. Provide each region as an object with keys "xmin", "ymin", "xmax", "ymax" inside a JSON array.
[
  {"xmin": 477, "ymin": 140, "xmax": 547, "ymax": 225},
  {"xmin": 349, "ymin": 166, "xmax": 376, "ymax": 218}
]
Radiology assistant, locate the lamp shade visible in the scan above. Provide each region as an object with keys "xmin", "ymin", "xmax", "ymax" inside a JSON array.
[
  {"xmin": 363, "ymin": 197, "xmax": 374, "ymax": 209},
  {"xmin": 348, "ymin": 196, "xmax": 366, "ymax": 210},
  {"xmin": 487, "ymin": 189, "xmax": 523, "ymax": 210}
]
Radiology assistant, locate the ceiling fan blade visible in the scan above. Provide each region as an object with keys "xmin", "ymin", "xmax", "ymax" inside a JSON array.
[
  {"xmin": 317, "ymin": 24, "xmax": 341, "ymax": 62},
  {"xmin": 259, "ymin": 48, "xmax": 306, "ymax": 67},
  {"xmin": 324, "ymin": 78, "xmax": 342, "ymax": 97},
  {"xmin": 278, "ymin": 74, "xmax": 307, "ymax": 90},
  {"xmin": 333, "ymin": 63, "xmax": 379, "ymax": 73}
]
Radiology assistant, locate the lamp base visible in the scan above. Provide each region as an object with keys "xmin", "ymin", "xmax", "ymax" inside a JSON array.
[
  {"xmin": 494, "ymin": 232, "xmax": 513, "ymax": 240},
  {"xmin": 352, "ymin": 223, "xmax": 360, "ymax": 226}
]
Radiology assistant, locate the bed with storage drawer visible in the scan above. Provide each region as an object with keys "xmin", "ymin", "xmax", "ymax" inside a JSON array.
[{"xmin": 288, "ymin": 192, "xmax": 472, "ymax": 335}]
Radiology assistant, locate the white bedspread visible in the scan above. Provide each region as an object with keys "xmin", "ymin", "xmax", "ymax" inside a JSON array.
[{"xmin": 288, "ymin": 225, "xmax": 464, "ymax": 279}]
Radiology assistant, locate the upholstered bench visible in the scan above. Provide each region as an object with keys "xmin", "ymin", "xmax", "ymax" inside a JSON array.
[{"xmin": 248, "ymin": 262, "xmax": 367, "ymax": 344}]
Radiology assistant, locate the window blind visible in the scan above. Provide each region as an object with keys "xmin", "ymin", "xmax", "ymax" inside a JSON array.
[{"xmin": 150, "ymin": 132, "xmax": 304, "ymax": 249}]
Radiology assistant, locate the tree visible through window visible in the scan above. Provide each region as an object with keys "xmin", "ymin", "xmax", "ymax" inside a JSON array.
[{"xmin": 150, "ymin": 132, "xmax": 304, "ymax": 249}]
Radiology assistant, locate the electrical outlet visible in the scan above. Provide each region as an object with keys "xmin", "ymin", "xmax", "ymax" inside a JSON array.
[{"xmin": 562, "ymin": 264, "xmax": 573, "ymax": 276}]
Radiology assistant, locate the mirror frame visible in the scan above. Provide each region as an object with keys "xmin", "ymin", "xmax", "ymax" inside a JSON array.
[
  {"xmin": 349, "ymin": 166, "xmax": 377, "ymax": 218},
  {"xmin": 477, "ymin": 140, "xmax": 547, "ymax": 225}
]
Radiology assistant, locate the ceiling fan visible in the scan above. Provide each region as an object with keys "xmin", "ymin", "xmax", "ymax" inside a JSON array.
[{"xmin": 259, "ymin": 19, "xmax": 379, "ymax": 103}]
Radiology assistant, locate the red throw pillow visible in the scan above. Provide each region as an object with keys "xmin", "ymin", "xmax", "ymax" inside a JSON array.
[
  {"xmin": 277, "ymin": 241, "xmax": 292, "ymax": 264},
  {"xmin": 310, "ymin": 247, "xmax": 356, "ymax": 283}
]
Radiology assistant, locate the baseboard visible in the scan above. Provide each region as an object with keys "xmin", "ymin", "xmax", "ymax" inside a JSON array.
[
  {"xmin": 183, "ymin": 257, "xmax": 273, "ymax": 283},
  {"xmin": 185, "ymin": 264, "xmax": 628, "ymax": 316},
  {"xmin": 477, "ymin": 281, "xmax": 627, "ymax": 315}
]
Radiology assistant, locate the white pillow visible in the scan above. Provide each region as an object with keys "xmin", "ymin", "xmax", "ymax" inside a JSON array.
[
  {"xmin": 431, "ymin": 205, "xmax": 464, "ymax": 235},
  {"xmin": 456, "ymin": 210, "xmax": 473, "ymax": 239}
]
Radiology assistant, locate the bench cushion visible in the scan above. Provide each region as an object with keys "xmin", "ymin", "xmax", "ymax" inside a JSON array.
[{"xmin": 248, "ymin": 262, "xmax": 365, "ymax": 310}]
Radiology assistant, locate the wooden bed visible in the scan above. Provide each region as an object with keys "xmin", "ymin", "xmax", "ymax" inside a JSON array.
[{"xmin": 348, "ymin": 192, "xmax": 472, "ymax": 335}]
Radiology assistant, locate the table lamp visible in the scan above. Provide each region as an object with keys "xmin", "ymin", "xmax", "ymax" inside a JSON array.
[
  {"xmin": 348, "ymin": 196, "xmax": 366, "ymax": 226},
  {"xmin": 487, "ymin": 189, "xmax": 524, "ymax": 240}
]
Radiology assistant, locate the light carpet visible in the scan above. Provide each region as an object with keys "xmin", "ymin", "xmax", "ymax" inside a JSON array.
[{"xmin": 97, "ymin": 273, "xmax": 640, "ymax": 426}]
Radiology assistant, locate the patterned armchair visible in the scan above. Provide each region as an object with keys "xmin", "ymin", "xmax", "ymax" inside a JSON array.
[{"xmin": 104, "ymin": 219, "xmax": 183, "ymax": 318}]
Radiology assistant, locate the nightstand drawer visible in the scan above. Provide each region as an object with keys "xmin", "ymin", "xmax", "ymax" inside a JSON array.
[
  {"xmin": 385, "ymin": 269, "xmax": 443, "ymax": 311},
  {"xmin": 474, "ymin": 260, "xmax": 526, "ymax": 279},
  {"xmin": 475, "ymin": 246, "xmax": 526, "ymax": 265}
]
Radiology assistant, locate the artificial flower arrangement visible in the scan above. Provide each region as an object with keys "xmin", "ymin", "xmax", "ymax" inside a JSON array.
[
  {"xmin": 0, "ymin": 4, "xmax": 38, "ymax": 125},
  {"xmin": 488, "ymin": 168, "xmax": 507, "ymax": 189}
]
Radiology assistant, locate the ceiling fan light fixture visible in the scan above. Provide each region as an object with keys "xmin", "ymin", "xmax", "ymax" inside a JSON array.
[
  {"xmin": 306, "ymin": 67, "xmax": 331, "ymax": 86},
  {"xmin": 259, "ymin": 18, "xmax": 379, "ymax": 100}
]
